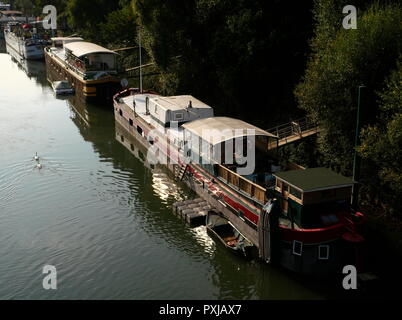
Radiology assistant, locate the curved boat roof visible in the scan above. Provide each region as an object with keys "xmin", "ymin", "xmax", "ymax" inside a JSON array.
[
  {"xmin": 51, "ymin": 37, "xmax": 83, "ymax": 42},
  {"xmin": 182, "ymin": 117, "xmax": 277, "ymax": 145},
  {"xmin": 64, "ymin": 41, "xmax": 117, "ymax": 58}
]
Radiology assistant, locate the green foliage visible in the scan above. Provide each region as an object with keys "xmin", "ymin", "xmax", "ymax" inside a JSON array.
[
  {"xmin": 132, "ymin": 0, "xmax": 313, "ymax": 127},
  {"xmin": 65, "ymin": 0, "xmax": 121, "ymax": 41},
  {"xmin": 13, "ymin": 0, "xmax": 33, "ymax": 15},
  {"xmin": 295, "ymin": 2, "xmax": 402, "ymax": 175},
  {"xmin": 358, "ymin": 62, "xmax": 402, "ymax": 215},
  {"xmin": 99, "ymin": 5, "xmax": 138, "ymax": 47}
]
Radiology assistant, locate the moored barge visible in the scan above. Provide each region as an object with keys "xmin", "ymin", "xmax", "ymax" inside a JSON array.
[
  {"xmin": 4, "ymin": 22, "xmax": 48, "ymax": 60},
  {"xmin": 44, "ymin": 37, "xmax": 121, "ymax": 102},
  {"xmin": 113, "ymin": 88, "xmax": 366, "ymax": 277}
]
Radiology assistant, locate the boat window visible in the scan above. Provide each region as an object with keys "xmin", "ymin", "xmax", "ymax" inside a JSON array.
[
  {"xmin": 120, "ymin": 135, "xmax": 124, "ymax": 142},
  {"xmin": 292, "ymin": 240, "xmax": 302, "ymax": 256},
  {"xmin": 276, "ymin": 179, "xmax": 282, "ymax": 189},
  {"xmin": 175, "ymin": 112, "xmax": 184, "ymax": 120},
  {"xmin": 282, "ymin": 183, "xmax": 289, "ymax": 193},
  {"xmin": 129, "ymin": 119, "xmax": 133, "ymax": 126},
  {"xmin": 290, "ymin": 187, "xmax": 302, "ymax": 200},
  {"xmin": 154, "ymin": 105, "xmax": 158, "ymax": 114},
  {"xmin": 119, "ymin": 109, "xmax": 123, "ymax": 117},
  {"xmin": 318, "ymin": 245, "xmax": 329, "ymax": 260}
]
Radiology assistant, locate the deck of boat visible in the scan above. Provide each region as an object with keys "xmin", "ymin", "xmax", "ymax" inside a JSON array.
[{"xmin": 120, "ymin": 94, "xmax": 184, "ymax": 142}]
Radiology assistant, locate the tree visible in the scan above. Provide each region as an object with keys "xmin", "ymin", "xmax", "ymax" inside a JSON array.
[
  {"xmin": 14, "ymin": 0, "xmax": 34, "ymax": 15},
  {"xmin": 132, "ymin": 0, "xmax": 313, "ymax": 127},
  {"xmin": 358, "ymin": 61, "xmax": 402, "ymax": 215},
  {"xmin": 99, "ymin": 4, "xmax": 138, "ymax": 47},
  {"xmin": 65, "ymin": 0, "xmax": 121, "ymax": 41},
  {"xmin": 295, "ymin": 2, "xmax": 402, "ymax": 175}
]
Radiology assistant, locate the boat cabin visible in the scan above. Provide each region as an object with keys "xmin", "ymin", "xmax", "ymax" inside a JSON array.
[
  {"xmin": 148, "ymin": 95, "xmax": 214, "ymax": 127},
  {"xmin": 182, "ymin": 117, "xmax": 279, "ymax": 203},
  {"xmin": 272, "ymin": 167, "xmax": 354, "ymax": 229},
  {"xmin": 63, "ymin": 41, "xmax": 118, "ymax": 79}
]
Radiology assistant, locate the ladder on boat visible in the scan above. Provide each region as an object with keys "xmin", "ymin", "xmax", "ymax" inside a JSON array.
[{"xmin": 175, "ymin": 163, "xmax": 189, "ymax": 181}]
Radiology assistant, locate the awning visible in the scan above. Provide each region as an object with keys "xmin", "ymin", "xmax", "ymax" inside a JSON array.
[
  {"xmin": 182, "ymin": 117, "xmax": 277, "ymax": 146},
  {"xmin": 64, "ymin": 41, "xmax": 117, "ymax": 58}
]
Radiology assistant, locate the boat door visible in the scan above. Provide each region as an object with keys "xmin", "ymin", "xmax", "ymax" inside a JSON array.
[
  {"xmin": 145, "ymin": 96, "xmax": 150, "ymax": 115},
  {"xmin": 258, "ymin": 199, "xmax": 279, "ymax": 263}
]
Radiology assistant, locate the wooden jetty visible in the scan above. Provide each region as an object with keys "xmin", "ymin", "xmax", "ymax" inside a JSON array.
[{"xmin": 172, "ymin": 198, "xmax": 213, "ymax": 227}]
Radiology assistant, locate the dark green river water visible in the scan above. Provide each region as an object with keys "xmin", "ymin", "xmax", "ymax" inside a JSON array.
[{"xmin": 0, "ymin": 43, "xmax": 340, "ymax": 300}]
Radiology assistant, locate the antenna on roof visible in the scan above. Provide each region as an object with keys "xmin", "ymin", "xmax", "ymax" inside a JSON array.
[{"xmin": 188, "ymin": 100, "xmax": 192, "ymax": 108}]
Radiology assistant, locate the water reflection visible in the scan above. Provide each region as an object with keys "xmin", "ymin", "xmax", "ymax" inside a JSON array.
[
  {"xmin": 114, "ymin": 121, "xmax": 186, "ymax": 204},
  {"xmin": 5, "ymin": 41, "xmax": 46, "ymax": 82}
]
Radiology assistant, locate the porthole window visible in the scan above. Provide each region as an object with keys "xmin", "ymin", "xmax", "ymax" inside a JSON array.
[
  {"xmin": 276, "ymin": 179, "xmax": 282, "ymax": 189},
  {"xmin": 318, "ymin": 245, "xmax": 330, "ymax": 260},
  {"xmin": 292, "ymin": 240, "xmax": 303, "ymax": 256}
]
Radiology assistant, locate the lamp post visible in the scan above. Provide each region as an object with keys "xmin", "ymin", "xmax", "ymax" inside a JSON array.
[{"xmin": 351, "ymin": 85, "xmax": 365, "ymax": 209}]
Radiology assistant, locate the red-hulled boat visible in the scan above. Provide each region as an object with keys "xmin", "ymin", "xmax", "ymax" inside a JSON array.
[{"xmin": 113, "ymin": 88, "xmax": 366, "ymax": 277}]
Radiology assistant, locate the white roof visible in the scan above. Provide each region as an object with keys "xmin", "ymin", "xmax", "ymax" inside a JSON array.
[
  {"xmin": 51, "ymin": 37, "xmax": 83, "ymax": 42},
  {"xmin": 151, "ymin": 95, "xmax": 212, "ymax": 112},
  {"xmin": 0, "ymin": 10, "xmax": 22, "ymax": 15},
  {"xmin": 64, "ymin": 41, "xmax": 117, "ymax": 57},
  {"xmin": 182, "ymin": 117, "xmax": 277, "ymax": 145}
]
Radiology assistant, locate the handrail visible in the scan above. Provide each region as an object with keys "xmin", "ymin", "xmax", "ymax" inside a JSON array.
[
  {"xmin": 267, "ymin": 117, "xmax": 318, "ymax": 140},
  {"xmin": 217, "ymin": 164, "xmax": 266, "ymax": 203}
]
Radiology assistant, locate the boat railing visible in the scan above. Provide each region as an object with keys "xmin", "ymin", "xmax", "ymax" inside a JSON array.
[
  {"xmin": 217, "ymin": 164, "xmax": 266, "ymax": 204},
  {"xmin": 267, "ymin": 116, "xmax": 319, "ymax": 140}
]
